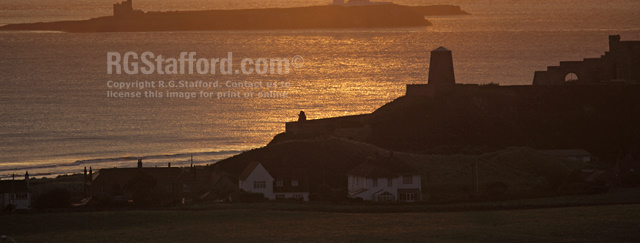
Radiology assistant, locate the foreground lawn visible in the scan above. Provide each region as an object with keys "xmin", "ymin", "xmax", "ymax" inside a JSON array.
[{"xmin": 2, "ymin": 204, "xmax": 640, "ymax": 242}]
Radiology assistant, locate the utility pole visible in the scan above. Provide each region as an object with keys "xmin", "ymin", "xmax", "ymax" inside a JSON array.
[{"xmin": 11, "ymin": 173, "xmax": 15, "ymax": 207}]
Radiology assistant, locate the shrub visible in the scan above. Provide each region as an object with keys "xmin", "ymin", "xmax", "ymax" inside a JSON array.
[
  {"xmin": 34, "ymin": 188, "xmax": 71, "ymax": 209},
  {"xmin": 483, "ymin": 181, "xmax": 509, "ymax": 200},
  {"xmin": 230, "ymin": 191, "xmax": 265, "ymax": 203}
]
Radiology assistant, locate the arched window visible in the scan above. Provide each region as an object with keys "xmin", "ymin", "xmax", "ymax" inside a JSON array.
[{"xmin": 565, "ymin": 72, "xmax": 579, "ymax": 82}]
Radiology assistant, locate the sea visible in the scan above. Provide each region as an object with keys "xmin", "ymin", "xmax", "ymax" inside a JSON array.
[{"xmin": 1, "ymin": 0, "xmax": 639, "ymax": 179}]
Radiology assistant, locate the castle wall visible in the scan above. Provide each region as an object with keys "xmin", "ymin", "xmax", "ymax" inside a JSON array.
[
  {"xmin": 612, "ymin": 41, "xmax": 640, "ymax": 81},
  {"xmin": 533, "ymin": 35, "xmax": 640, "ymax": 85},
  {"xmin": 532, "ymin": 71, "xmax": 552, "ymax": 85},
  {"xmin": 405, "ymin": 84, "xmax": 437, "ymax": 96},
  {"xmin": 285, "ymin": 114, "xmax": 370, "ymax": 136},
  {"xmin": 406, "ymin": 83, "xmax": 518, "ymax": 98}
]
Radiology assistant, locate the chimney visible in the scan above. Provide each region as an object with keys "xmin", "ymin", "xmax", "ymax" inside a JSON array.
[
  {"xmin": 427, "ymin": 46, "xmax": 456, "ymax": 86},
  {"xmin": 168, "ymin": 162, "xmax": 171, "ymax": 168},
  {"xmin": 137, "ymin": 158, "xmax": 143, "ymax": 168},
  {"xmin": 25, "ymin": 171, "xmax": 29, "ymax": 188}
]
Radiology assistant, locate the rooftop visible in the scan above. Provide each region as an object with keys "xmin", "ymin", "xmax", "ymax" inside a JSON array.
[
  {"xmin": 238, "ymin": 161, "xmax": 262, "ymax": 181},
  {"xmin": 271, "ymin": 168, "xmax": 310, "ymax": 193},
  {"xmin": 93, "ymin": 167, "xmax": 183, "ymax": 185},
  {"xmin": 348, "ymin": 153, "xmax": 417, "ymax": 177},
  {"xmin": 0, "ymin": 180, "xmax": 28, "ymax": 193}
]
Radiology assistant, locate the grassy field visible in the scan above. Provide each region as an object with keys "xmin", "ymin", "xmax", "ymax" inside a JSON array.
[{"xmin": 2, "ymin": 204, "xmax": 640, "ymax": 242}]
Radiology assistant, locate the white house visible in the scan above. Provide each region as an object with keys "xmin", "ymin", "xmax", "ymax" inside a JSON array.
[
  {"xmin": 0, "ymin": 172, "xmax": 31, "ymax": 210},
  {"xmin": 347, "ymin": 156, "xmax": 421, "ymax": 202},
  {"xmin": 238, "ymin": 162, "xmax": 310, "ymax": 201},
  {"xmin": 238, "ymin": 162, "xmax": 275, "ymax": 200}
]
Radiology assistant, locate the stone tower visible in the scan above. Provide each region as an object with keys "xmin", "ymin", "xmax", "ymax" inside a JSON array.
[
  {"xmin": 113, "ymin": 0, "xmax": 133, "ymax": 17},
  {"xmin": 427, "ymin": 46, "xmax": 456, "ymax": 85}
]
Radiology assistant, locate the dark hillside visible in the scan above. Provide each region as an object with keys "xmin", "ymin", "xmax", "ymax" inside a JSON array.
[{"xmin": 367, "ymin": 85, "xmax": 640, "ymax": 161}]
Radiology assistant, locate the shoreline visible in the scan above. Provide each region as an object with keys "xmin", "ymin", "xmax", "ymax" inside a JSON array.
[{"xmin": 0, "ymin": 149, "xmax": 243, "ymax": 180}]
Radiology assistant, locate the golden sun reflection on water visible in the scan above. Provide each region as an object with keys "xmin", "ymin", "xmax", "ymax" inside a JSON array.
[{"xmin": 2, "ymin": 0, "xmax": 640, "ymax": 177}]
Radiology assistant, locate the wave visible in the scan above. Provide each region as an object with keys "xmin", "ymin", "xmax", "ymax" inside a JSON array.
[
  {"xmin": 0, "ymin": 150, "xmax": 242, "ymax": 177},
  {"xmin": 71, "ymin": 150, "xmax": 241, "ymax": 165}
]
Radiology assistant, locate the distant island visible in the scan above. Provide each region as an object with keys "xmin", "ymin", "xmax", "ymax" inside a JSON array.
[
  {"xmin": 0, "ymin": 0, "xmax": 469, "ymax": 33},
  {"xmin": 410, "ymin": 5, "xmax": 469, "ymax": 16}
]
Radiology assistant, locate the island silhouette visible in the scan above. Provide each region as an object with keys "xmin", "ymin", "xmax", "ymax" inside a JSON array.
[{"xmin": 0, "ymin": 0, "xmax": 468, "ymax": 32}]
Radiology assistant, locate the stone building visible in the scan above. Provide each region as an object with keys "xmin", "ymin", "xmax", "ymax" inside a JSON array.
[{"xmin": 533, "ymin": 35, "xmax": 640, "ymax": 85}]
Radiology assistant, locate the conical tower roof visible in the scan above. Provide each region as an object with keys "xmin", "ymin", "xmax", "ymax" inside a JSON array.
[{"xmin": 432, "ymin": 46, "xmax": 450, "ymax": 52}]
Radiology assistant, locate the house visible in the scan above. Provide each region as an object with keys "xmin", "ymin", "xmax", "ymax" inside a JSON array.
[
  {"xmin": 184, "ymin": 165, "xmax": 238, "ymax": 203},
  {"xmin": 271, "ymin": 168, "xmax": 310, "ymax": 201},
  {"xmin": 238, "ymin": 162, "xmax": 275, "ymax": 200},
  {"xmin": 0, "ymin": 172, "xmax": 31, "ymax": 210},
  {"xmin": 237, "ymin": 162, "xmax": 311, "ymax": 201},
  {"xmin": 540, "ymin": 149, "xmax": 595, "ymax": 163},
  {"xmin": 91, "ymin": 159, "xmax": 243, "ymax": 205},
  {"xmin": 197, "ymin": 170, "xmax": 237, "ymax": 202},
  {"xmin": 91, "ymin": 159, "xmax": 184, "ymax": 205},
  {"xmin": 347, "ymin": 155, "xmax": 422, "ymax": 202},
  {"xmin": 617, "ymin": 148, "xmax": 640, "ymax": 185}
]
